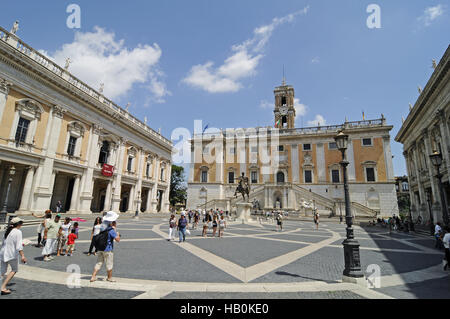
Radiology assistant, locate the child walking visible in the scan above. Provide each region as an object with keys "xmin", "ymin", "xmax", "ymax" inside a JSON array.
[{"xmin": 66, "ymin": 229, "xmax": 77, "ymax": 256}]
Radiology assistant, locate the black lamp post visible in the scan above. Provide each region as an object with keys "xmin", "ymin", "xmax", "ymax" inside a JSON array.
[
  {"xmin": 426, "ymin": 191, "xmax": 434, "ymax": 236},
  {"xmin": 334, "ymin": 131, "xmax": 364, "ymax": 280},
  {"xmin": 429, "ymin": 151, "xmax": 449, "ymax": 227},
  {"xmin": 0, "ymin": 165, "xmax": 16, "ymax": 223}
]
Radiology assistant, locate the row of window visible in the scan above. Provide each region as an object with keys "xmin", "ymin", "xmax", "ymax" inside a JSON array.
[
  {"xmin": 200, "ymin": 167, "xmax": 377, "ymax": 184},
  {"xmin": 201, "ymin": 139, "xmax": 374, "ymax": 155}
]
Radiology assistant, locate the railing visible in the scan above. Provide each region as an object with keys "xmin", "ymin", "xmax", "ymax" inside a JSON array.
[
  {"xmin": 0, "ymin": 26, "xmax": 172, "ymax": 147},
  {"xmin": 194, "ymin": 118, "xmax": 387, "ymax": 139},
  {"xmin": 351, "ymin": 201, "xmax": 378, "ymax": 218}
]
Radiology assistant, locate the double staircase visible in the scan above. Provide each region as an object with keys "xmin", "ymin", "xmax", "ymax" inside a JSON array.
[{"xmin": 199, "ymin": 183, "xmax": 378, "ymax": 218}]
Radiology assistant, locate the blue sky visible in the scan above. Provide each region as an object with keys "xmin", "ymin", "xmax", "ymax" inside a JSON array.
[{"xmin": 1, "ymin": 1, "xmax": 449, "ymax": 177}]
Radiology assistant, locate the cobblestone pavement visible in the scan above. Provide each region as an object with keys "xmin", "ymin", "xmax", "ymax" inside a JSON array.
[{"xmin": 1, "ymin": 216, "xmax": 448, "ymax": 299}]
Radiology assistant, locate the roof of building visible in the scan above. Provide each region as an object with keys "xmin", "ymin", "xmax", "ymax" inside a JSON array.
[{"xmin": 395, "ymin": 45, "xmax": 450, "ymax": 143}]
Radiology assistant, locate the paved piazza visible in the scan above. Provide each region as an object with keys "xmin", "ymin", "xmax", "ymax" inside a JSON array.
[{"xmin": 1, "ymin": 217, "xmax": 449, "ymax": 299}]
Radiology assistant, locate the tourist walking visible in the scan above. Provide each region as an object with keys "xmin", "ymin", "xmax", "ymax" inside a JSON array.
[
  {"xmin": 90, "ymin": 211, "xmax": 121, "ymax": 283},
  {"xmin": 202, "ymin": 218, "xmax": 208, "ymax": 237},
  {"xmin": 178, "ymin": 213, "xmax": 188, "ymax": 243},
  {"xmin": 442, "ymin": 226, "xmax": 450, "ymax": 271},
  {"xmin": 168, "ymin": 214, "xmax": 177, "ymax": 241},
  {"xmin": 0, "ymin": 217, "xmax": 27, "ymax": 295},
  {"xmin": 42, "ymin": 214, "xmax": 62, "ymax": 261},
  {"xmin": 88, "ymin": 217, "xmax": 102, "ymax": 256},
  {"xmin": 66, "ymin": 229, "xmax": 77, "ymax": 256},
  {"xmin": 218, "ymin": 215, "xmax": 227, "ymax": 237},
  {"xmin": 57, "ymin": 217, "xmax": 72, "ymax": 256},
  {"xmin": 193, "ymin": 212, "xmax": 199, "ymax": 229},
  {"xmin": 435, "ymin": 222, "xmax": 444, "ymax": 249},
  {"xmin": 314, "ymin": 211, "xmax": 320, "ymax": 230},
  {"xmin": 212, "ymin": 216, "xmax": 218, "ymax": 237},
  {"xmin": 276, "ymin": 212, "xmax": 283, "ymax": 232}
]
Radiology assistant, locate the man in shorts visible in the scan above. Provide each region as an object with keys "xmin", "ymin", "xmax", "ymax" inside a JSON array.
[{"xmin": 90, "ymin": 211, "xmax": 121, "ymax": 283}]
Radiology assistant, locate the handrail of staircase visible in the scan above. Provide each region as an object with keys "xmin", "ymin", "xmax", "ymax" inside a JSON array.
[{"xmin": 350, "ymin": 201, "xmax": 378, "ymax": 217}]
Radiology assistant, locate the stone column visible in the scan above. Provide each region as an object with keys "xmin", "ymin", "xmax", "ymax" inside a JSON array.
[
  {"xmin": 103, "ymin": 180, "xmax": 113, "ymax": 212},
  {"xmin": 423, "ymin": 130, "xmax": 442, "ymax": 222},
  {"xmin": 411, "ymin": 144, "xmax": 427, "ymax": 219},
  {"xmin": 347, "ymin": 140, "xmax": 356, "ymax": 181},
  {"xmin": 32, "ymin": 106, "xmax": 65, "ymax": 213},
  {"xmin": 0, "ymin": 78, "xmax": 12, "ymax": 122},
  {"xmin": 151, "ymin": 156, "xmax": 160, "ymax": 212},
  {"xmin": 68, "ymin": 175, "xmax": 81, "ymax": 213},
  {"xmin": 382, "ymin": 135, "xmax": 395, "ymax": 181},
  {"xmin": 78, "ymin": 124, "xmax": 101, "ymax": 214},
  {"xmin": 316, "ymin": 143, "xmax": 326, "ymax": 183},
  {"xmin": 127, "ymin": 185, "xmax": 135, "ymax": 213},
  {"xmin": 437, "ymin": 110, "xmax": 450, "ymax": 183},
  {"xmin": 18, "ymin": 166, "xmax": 36, "ymax": 214},
  {"xmin": 145, "ymin": 188, "xmax": 152, "ymax": 213},
  {"xmin": 134, "ymin": 149, "xmax": 145, "ymax": 212},
  {"xmin": 163, "ymin": 163, "xmax": 172, "ymax": 212},
  {"xmin": 112, "ymin": 139, "xmax": 127, "ymax": 212}
]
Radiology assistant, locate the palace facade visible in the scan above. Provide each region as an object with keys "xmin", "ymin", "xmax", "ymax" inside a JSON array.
[
  {"xmin": 395, "ymin": 45, "xmax": 450, "ymax": 224},
  {"xmin": 0, "ymin": 25, "xmax": 172, "ymax": 215},
  {"xmin": 187, "ymin": 81, "xmax": 399, "ymax": 217}
]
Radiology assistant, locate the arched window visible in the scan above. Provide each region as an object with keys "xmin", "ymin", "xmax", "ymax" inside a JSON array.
[{"xmin": 276, "ymin": 171, "xmax": 285, "ymax": 183}]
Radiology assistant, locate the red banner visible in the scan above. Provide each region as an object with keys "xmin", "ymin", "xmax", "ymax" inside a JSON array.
[{"xmin": 102, "ymin": 164, "xmax": 114, "ymax": 177}]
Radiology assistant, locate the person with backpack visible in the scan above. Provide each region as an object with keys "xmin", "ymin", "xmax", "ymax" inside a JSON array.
[
  {"xmin": 178, "ymin": 213, "xmax": 188, "ymax": 243},
  {"xmin": 90, "ymin": 211, "xmax": 121, "ymax": 283},
  {"xmin": 0, "ymin": 217, "xmax": 27, "ymax": 295},
  {"xmin": 276, "ymin": 212, "xmax": 283, "ymax": 232}
]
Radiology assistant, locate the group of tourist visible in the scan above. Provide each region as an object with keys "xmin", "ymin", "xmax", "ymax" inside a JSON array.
[
  {"xmin": 32, "ymin": 211, "xmax": 80, "ymax": 260},
  {"xmin": 0, "ymin": 210, "xmax": 122, "ymax": 295},
  {"xmin": 168, "ymin": 209, "xmax": 229, "ymax": 242}
]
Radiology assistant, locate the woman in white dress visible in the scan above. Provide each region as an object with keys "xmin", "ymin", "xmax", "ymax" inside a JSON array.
[{"xmin": 0, "ymin": 217, "xmax": 27, "ymax": 295}]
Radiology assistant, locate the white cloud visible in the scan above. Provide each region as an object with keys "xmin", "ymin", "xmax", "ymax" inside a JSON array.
[
  {"xmin": 307, "ymin": 114, "xmax": 326, "ymax": 127},
  {"xmin": 183, "ymin": 7, "xmax": 309, "ymax": 93},
  {"xmin": 311, "ymin": 57, "xmax": 320, "ymax": 64},
  {"xmin": 294, "ymin": 98, "xmax": 307, "ymax": 117},
  {"xmin": 42, "ymin": 26, "xmax": 170, "ymax": 102},
  {"xmin": 259, "ymin": 99, "xmax": 274, "ymax": 109},
  {"xmin": 418, "ymin": 4, "xmax": 445, "ymax": 26}
]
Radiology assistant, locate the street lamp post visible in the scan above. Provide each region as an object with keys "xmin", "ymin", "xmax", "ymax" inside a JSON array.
[
  {"xmin": 0, "ymin": 165, "xmax": 16, "ymax": 223},
  {"xmin": 429, "ymin": 151, "xmax": 449, "ymax": 227},
  {"xmin": 426, "ymin": 191, "xmax": 434, "ymax": 236},
  {"xmin": 334, "ymin": 131, "xmax": 364, "ymax": 282}
]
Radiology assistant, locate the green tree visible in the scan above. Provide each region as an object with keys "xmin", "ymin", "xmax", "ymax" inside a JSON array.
[{"xmin": 169, "ymin": 165, "xmax": 187, "ymax": 207}]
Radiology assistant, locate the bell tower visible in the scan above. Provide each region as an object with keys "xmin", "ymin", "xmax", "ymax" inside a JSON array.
[{"xmin": 274, "ymin": 77, "xmax": 296, "ymax": 129}]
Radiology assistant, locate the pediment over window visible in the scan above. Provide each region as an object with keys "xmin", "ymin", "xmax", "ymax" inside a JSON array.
[
  {"xmin": 15, "ymin": 99, "xmax": 44, "ymax": 120},
  {"xmin": 67, "ymin": 121, "xmax": 86, "ymax": 137},
  {"xmin": 362, "ymin": 161, "xmax": 377, "ymax": 166}
]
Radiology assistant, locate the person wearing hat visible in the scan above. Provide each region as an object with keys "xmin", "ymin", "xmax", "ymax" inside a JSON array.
[
  {"xmin": 90, "ymin": 211, "xmax": 121, "ymax": 283},
  {"xmin": 42, "ymin": 214, "xmax": 62, "ymax": 261},
  {"xmin": 0, "ymin": 217, "xmax": 27, "ymax": 295}
]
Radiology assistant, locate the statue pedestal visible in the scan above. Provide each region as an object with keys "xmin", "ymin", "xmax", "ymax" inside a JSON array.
[{"xmin": 235, "ymin": 202, "xmax": 254, "ymax": 224}]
